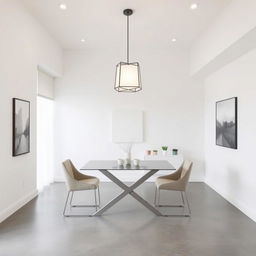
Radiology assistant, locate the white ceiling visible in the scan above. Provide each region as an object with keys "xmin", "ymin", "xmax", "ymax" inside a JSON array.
[{"xmin": 22, "ymin": 0, "xmax": 231, "ymax": 50}]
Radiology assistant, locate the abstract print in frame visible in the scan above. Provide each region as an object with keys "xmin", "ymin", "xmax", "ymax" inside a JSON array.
[
  {"xmin": 216, "ymin": 97, "xmax": 237, "ymax": 149},
  {"xmin": 12, "ymin": 98, "xmax": 30, "ymax": 156}
]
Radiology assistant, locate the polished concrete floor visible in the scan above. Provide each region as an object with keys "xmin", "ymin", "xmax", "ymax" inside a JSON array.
[{"xmin": 0, "ymin": 182, "xmax": 256, "ymax": 256}]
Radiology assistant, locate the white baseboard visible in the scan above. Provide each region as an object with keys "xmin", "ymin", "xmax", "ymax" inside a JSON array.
[
  {"xmin": 0, "ymin": 189, "xmax": 38, "ymax": 223},
  {"xmin": 205, "ymin": 180, "xmax": 256, "ymax": 222}
]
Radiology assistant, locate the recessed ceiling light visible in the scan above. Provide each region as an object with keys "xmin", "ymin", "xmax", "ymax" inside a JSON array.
[
  {"xmin": 171, "ymin": 38, "xmax": 177, "ymax": 42},
  {"xmin": 59, "ymin": 3, "xmax": 67, "ymax": 10},
  {"xmin": 190, "ymin": 3, "xmax": 198, "ymax": 10},
  {"xmin": 81, "ymin": 39, "xmax": 85, "ymax": 43}
]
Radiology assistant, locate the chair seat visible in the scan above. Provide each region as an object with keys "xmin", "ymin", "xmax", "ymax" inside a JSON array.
[
  {"xmin": 72, "ymin": 177, "xmax": 99, "ymax": 191},
  {"xmin": 156, "ymin": 177, "xmax": 183, "ymax": 191},
  {"xmin": 156, "ymin": 177, "xmax": 174, "ymax": 188}
]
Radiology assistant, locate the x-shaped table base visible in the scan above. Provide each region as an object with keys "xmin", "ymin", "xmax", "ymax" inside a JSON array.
[{"xmin": 92, "ymin": 169, "xmax": 163, "ymax": 216}]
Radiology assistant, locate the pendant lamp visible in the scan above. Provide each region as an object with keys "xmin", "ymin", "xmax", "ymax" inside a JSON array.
[{"xmin": 114, "ymin": 9, "xmax": 142, "ymax": 93}]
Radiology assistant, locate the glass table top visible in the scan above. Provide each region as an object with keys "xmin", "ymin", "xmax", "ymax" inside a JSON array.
[{"xmin": 81, "ymin": 160, "xmax": 175, "ymax": 171}]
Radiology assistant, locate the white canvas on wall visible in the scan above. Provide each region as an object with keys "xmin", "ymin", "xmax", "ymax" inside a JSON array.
[{"xmin": 112, "ymin": 110, "xmax": 143, "ymax": 143}]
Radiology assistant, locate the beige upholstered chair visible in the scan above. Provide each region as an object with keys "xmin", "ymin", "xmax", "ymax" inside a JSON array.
[
  {"xmin": 62, "ymin": 159, "xmax": 100, "ymax": 217},
  {"xmin": 154, "ymin": 160, "xmax": 193, "ymax": 216}
]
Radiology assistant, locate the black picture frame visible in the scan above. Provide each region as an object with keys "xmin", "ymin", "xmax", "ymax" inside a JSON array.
[
  {"xmin": 12, "ymin": 98, "xmax": 30, "ymax": 156},
  {"xmin": 216, "ymin": 97, "xmax": 237, "ymax": 149}
]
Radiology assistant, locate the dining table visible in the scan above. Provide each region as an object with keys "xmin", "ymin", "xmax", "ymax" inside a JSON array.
[{"xmin": 80, "ymin": 160, "xmax": 175, "ymax": 217}]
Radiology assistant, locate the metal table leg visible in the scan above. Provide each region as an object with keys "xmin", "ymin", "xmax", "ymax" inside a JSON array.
[{"xmin": 93, "ymin": 169, "xmax": 163, "ymax": 216}]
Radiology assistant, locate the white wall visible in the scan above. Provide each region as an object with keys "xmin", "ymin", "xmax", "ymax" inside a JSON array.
[
  {"xmin": 191, "ymin": 0, "xmax": 256, "ymax": 76},
  {"xmin": 204, "ymin": 48, "xmax": 256, "ymax": 222},
  {"xmin": 54, "ymin": 47, "xmax": 205, "ymax": 182},
  {"xmin": 37, "ymin": 69, "xmax": 55, "ymax": 99},
  {"xmin": 0, "ymin": 0, "xmax": 62, "ymax": 222}
]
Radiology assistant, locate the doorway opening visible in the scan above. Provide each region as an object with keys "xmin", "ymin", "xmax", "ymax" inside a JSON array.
[{"xmin": 37, "ymin": 69, "xmax": 55, "ymax": 191}]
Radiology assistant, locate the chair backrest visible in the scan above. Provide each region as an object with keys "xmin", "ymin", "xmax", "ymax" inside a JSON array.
[
  {"xmin": 62, "ymin": 159, "xmax": 77, "ymax": 190},
  {"xmin": 63, "ymin": 159, "xmax": 88, "ymax": 180},
  {"xmin": 63, "ymin": 159, "xmax": 75, "ymax": 178},
  {"xmin": 179, "ymin": 160, "xmax": 193, "ymax": 191}
]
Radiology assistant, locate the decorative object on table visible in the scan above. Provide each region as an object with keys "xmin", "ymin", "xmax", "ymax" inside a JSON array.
[
  {"xmin": 216, "ymin": 97, "xmax": 237, "ymax": 149},
  {"xmin": 117, "ymin": 159, "xmax": 124, "ymax": 166},
  {"xmin": 161, "ymin": 146, "xmax": 168, "ymax": 156},
  {"xmin": 133, "ymin": 159, "xmax": 140, "ymax": 166},
  {"xmin": 12, "ymin": 98, "xmax": 30, "ymax": 156},
  {"xmin": 146, "ymin": 150, "xmax": 151, "ymax": 155},
  {"xmin": 172, "ymin": 149, "xmax": 178, "ymax": 155},
  {"xmin": 152, "ymin": 150, "xmax": 158, "ymax": 156},
  {"xmin": 124, "ymin": 158, "xmax": 131, "ymax": 166},
  {"xmin": 114, "ymin": 9, "xmax": 142, "ymax": 93}
]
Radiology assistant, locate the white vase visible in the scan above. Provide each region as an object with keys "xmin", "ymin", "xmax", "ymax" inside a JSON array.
[{"xmin": 162, "ymin": 150, "xmax": 167, "ymax": 156}]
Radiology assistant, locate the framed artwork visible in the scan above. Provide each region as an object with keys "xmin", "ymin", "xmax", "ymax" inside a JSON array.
[
  {"xmin": 216, "ymin": 97, "xmax": 237, "ymax": 149},
  {"xmin": 12, "ymin": 98, "xmax": 30, "ymax": 156},
  {"xmin": 112, "ymin": 110, "xmax": 143, "ymax": 143}
]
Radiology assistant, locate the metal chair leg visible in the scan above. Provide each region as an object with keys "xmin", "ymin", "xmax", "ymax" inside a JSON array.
[
  {"xmin": 94, "ymin": 189, "xmax": 98, "ymax": 211},
  {"xmin": 70, "ymin": 190, "xmax": 100, "ymax": 208},
  {"xmin": 183, "ymin": 191, "xmax": 191, "ymax": 216},
  {"xmin": 63, "ymin": 189, "xmax": 102, "ymax": 217},
  {"xmin": 63, "ymin": 191, "xmax": 71, "ymax": 216},
  {"xmin": 159, "ymin": 191, "xmax": 191, "ymax": 217},
  {"xmin": 158, "ymin": 188, "xmax": 161, "ymax": 207},
  {"xmin": 156, "ymin": 189, "xmax": 184, "ymax": 208},
  {"xmin": 70, "ymin": 191, "xmax": 74, "ymax": 206},
  {"xmin": 98, "ymin": 187, "xmax": 101, "ymax": 207},
  {"xmin": 154, "ymin": 187, "xmax": 157, "ymax": 206},
  {"xmin": 181, "ymin": 191, "xmax": 185, "ymax": 205}
]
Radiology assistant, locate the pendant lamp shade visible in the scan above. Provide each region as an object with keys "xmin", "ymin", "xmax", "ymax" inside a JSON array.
[
  {"xmin": 114, "ymin": 9, "xmax": 142, "ymax": 93},
  {"xmin": 115, "ymin": 62, "xmax": 142, "ymax": 92}
]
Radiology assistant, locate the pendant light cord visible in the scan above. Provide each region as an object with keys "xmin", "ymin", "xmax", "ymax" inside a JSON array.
[{"xmin": 127, "ymin": 15, "xmax": 129, "ymax": 63}]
